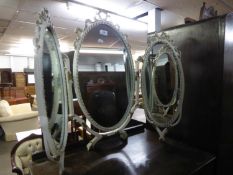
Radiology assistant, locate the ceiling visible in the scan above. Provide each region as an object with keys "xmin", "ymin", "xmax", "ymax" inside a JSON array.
[
  {"xmin": 149, "ymin": 0, "xmax": 232, "ymax": 19},
  {"xmin": 0, "ymin": 0, "xmax": 231, "ymax": 56},
  {"xmin": 82, "ymin": 24, "xmax": 125, "ymax": 49}
]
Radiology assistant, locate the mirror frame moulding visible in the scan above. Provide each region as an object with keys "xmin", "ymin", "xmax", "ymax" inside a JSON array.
[
  {"xmin": 141, "ymin": 32, "xmax": 185, "ymax": 129},
  {"xmin": 34, "ymin": 8, "xmax": 68, "ymax": 163},
  {"xmin": 73, "ymin": 12, "xmax": 136, "ymax": 133}
]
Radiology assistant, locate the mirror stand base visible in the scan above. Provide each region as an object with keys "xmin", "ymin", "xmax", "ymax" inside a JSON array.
[
  {"xmin": 155, "ymin": 127, "xmax": 168, "ymax": 141},
  {"xmin": 119, "ymin": 130, "xmax": 128, "ymax": 140},
  {"xmin": 87, "ymin": 130, "xmax": 128, "ymax": 152},
  {"xmin": 86, "ymin": 133, "xmax": 103, "ymax": 151},
  {"xmin": 59, "ymin": 151, "xmax": 65, "ymax": 175}
]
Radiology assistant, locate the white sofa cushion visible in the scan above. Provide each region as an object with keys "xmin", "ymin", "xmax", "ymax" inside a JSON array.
[
  {"xmin": 0, "ymin": 111, "xmax": 38, "ymax": 123},
  {"xmin": 0, "ymin": 100, "xmax": 13, "ymax": 117},
  {"xmin": 11, "ymin": 103, "xmax": 32, "ymax": 114}
]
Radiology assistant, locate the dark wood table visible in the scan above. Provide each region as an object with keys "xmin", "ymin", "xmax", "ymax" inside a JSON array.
[{"xmin": 30, "ymin": 129, "xmax": 215, "ymax": 175}]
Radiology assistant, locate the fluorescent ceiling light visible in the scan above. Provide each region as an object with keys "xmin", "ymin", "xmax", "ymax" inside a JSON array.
[
  {"xmin": 110, "ymin": 14, "xmax": 147, "ymax": 31},
  {"xmin": 156, "ymin": 57, "xmax": 168, "ymax": 66},
  {"xmin": 59, "ymin": 41, "xmax": 73, "ymax": 52},
  {"xmin": 71, "ymin": 0, "xmax": 155, "ymax": 19},
  {"xmin": 68, "ymin": 3, "xmax": 98, "ymax": 21},
  {"xmin": 6, "ymin": 38, "xmax": 34, "ymax": 57},
  {"xmin": 137, "ymin": 15, "xmax": 148, "ymax": 23},
  {"xmin": 71, "ymin": 0, "xmax": 126, "ymax": 16},
  {"xmin": 6, "ymin": 48, "xmax": 34, "ymax": 57},
  {"xmin": 225, "ymin": 30, "xmax": 233, "ymax": 43},
  {"xmin": 80, "ymin": 48, "xmax": 124, "ymax": 54},
  {"xmin": 68, "ymin": 2, "xmax": 147, "ymax": 31},
  {"xmin": 132, "ymin": 50, "xmax": 145, "ymax": 60}
]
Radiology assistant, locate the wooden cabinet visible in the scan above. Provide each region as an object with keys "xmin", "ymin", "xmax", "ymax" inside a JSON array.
[
  {"xmin": 25, "ymin": 86, "xmax": 35, "ymax": 96},
  {"xmin": 0, "ymin": 70, "xmax": 34, "ymax": 105},
  {"xmin": 0, "ymin": 68, "xmax": 12, "ymax": 84},
  {"xmin": 13, "ymin": 72, "xmax": 26, "ymax": 87}
]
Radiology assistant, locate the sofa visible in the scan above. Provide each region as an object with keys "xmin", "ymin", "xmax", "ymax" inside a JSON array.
[{"xmin": 0, "ymin": 100, "xmax": 39, "ymax": 141}]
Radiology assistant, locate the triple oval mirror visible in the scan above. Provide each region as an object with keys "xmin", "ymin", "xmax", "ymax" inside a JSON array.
[{"xmin": 34, "ymin": 8, "xmax": 184, "ymax": 173}]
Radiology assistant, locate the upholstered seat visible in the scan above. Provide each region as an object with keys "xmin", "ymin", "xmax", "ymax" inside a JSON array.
[
  {"xmin": 11, "ymin": 134, "xmax": 43, "ymax": 175},
  {"xmin": 0, "ymin": 100, "xmax": 39, "ymax": 141}
]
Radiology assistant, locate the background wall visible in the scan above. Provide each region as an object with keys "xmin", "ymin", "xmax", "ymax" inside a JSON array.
[
  {"xmin": 0, "ymin": 51, "xmax": 142, "ymax": 72},
  {"xmin": 0, "ymin": 55, "xmax": 34, "ymax": 72}
]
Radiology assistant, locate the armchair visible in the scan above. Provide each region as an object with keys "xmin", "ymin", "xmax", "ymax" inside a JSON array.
[
  {"xmin": 0, "ymin": 100, "xmax": 39, "ymax": 141},
  {"xmin": 11, "ymin": 134, "xmax": 43, "ymax": 175}
]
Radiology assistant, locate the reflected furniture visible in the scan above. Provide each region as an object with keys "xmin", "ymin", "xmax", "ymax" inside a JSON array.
[
  {"xmin": 79, "ymin": 72, "xmax": 128, "ymax": 129},
  {"xmin": 11, "ymin": 134, "xmax": 43, "ymax": 175},
  {"xmin": 0, "ymin": 100, "xmax": 39, "ymax": 141}
]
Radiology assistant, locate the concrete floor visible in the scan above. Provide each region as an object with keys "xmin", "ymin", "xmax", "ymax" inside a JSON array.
[{"xmin": 0, "ymin": 136, "xmax": 17, "ymax": 175}]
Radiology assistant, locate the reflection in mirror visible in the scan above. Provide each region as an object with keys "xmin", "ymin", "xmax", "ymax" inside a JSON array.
[
  {"xmin": 43, "ymin": 27, "xmax": 63, "ymax": 142},
  {"xmin": 84, "ymin": 155, "xmax": 137, "ymax": 175},
  {"xmin": 77, "ymin": 24, "xmax": 131, "ymax": 128},
  {"xmin": 154, "ymin": 53, "xmax": 175, "ymax": 105}
]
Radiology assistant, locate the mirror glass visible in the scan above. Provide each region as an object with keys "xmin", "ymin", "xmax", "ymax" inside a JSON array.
[
  {"xmin": 154, "ymin": 53, "xmax": 175, "ymax": 105},
  {"xmin": 77, "ymin": 24, "xmax": 132, "ymax": 128},
  {"xmin": 42, "ymin": 27, "xmax": 63, "ymax": 142}
]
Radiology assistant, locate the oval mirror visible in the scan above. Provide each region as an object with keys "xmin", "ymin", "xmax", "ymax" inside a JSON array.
[
  {"xmin": 34, "ymin": 9, "xmax": 68, "ymax": 161},
  {"xmin": 141, "ymin": 33, "xmax": 184, "ymax": 130},
  {"xmin": 73, "ymin": 15, "xmax": 135, "ymax": 134}
]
